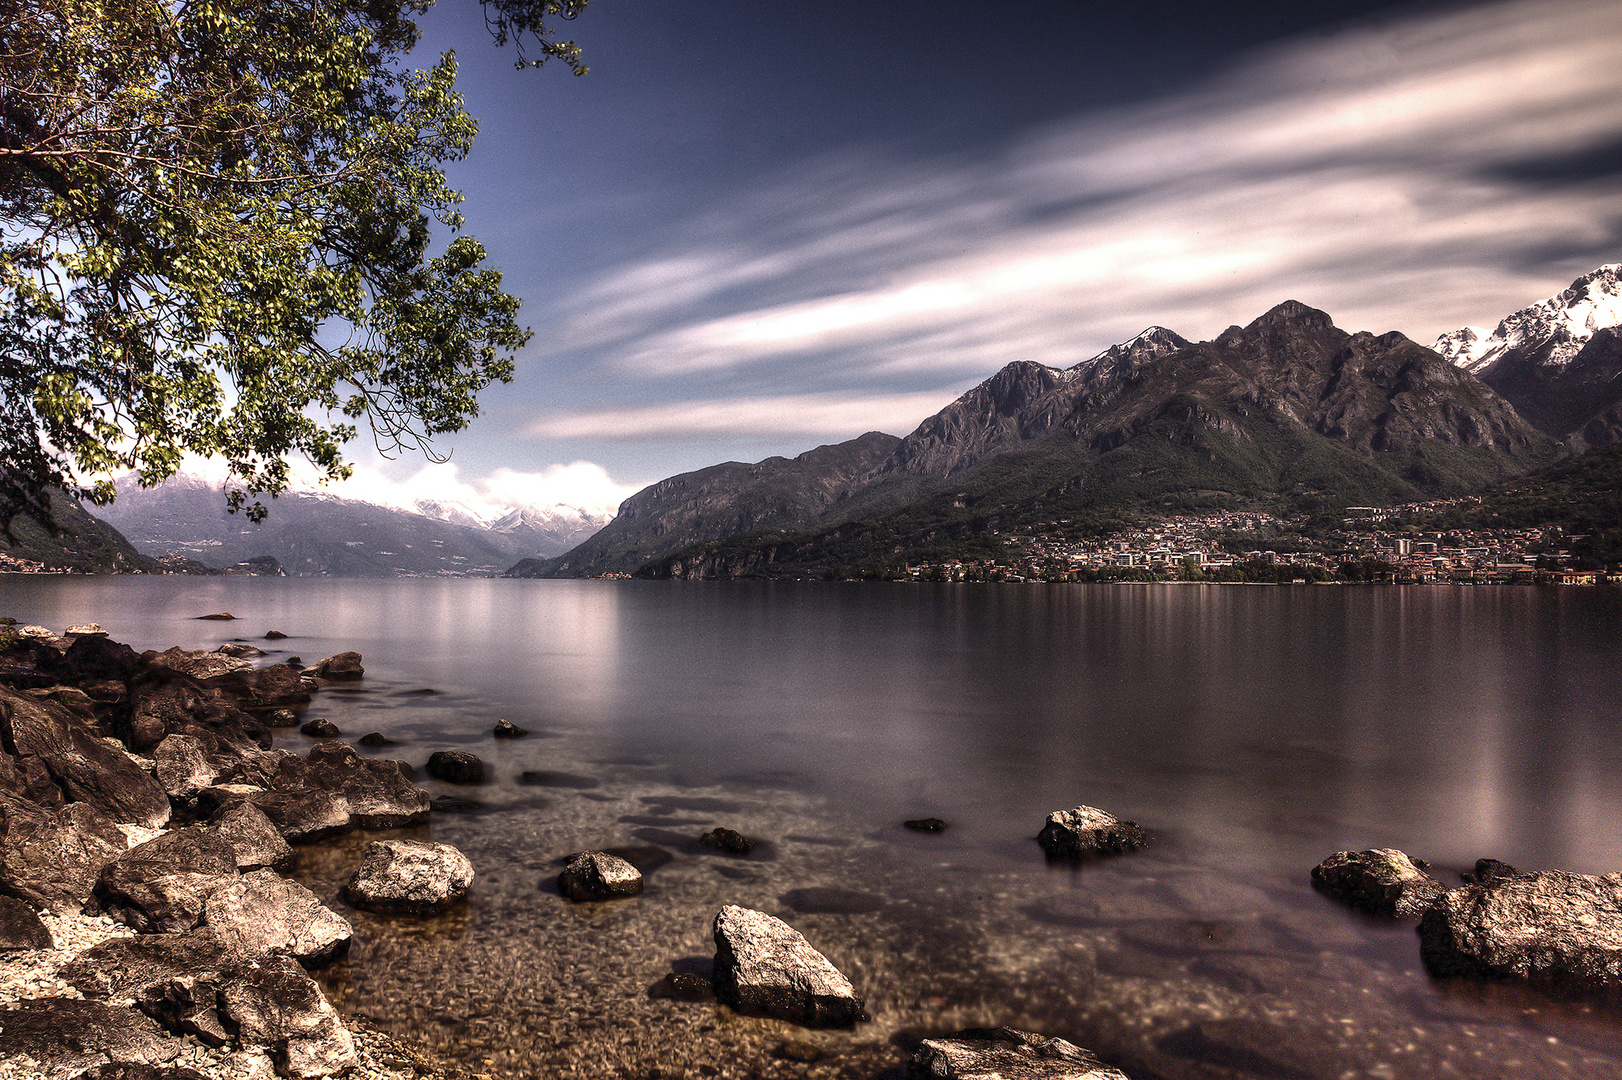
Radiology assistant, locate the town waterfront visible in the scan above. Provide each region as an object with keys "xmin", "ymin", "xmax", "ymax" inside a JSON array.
[{"xmin": 4, "ymin": 576, "xmax": 1622, "ymax": 1078}]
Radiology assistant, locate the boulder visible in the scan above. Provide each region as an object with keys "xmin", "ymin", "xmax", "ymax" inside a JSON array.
[
  {"xmin": 357, "ymin": 732, "xmax": 393, "ymax": 747},
  {"xmin": 202, "ymin": 868, "xmax": 352, "ymax": 965},
  {"xmin": 206, "ymin": 800, "xmax": 295, "ymax": 872},
  {"xmin": 700, "ymin": 827, "xmax": 756, "ymax": 855},
  {"xmin": 63, "ymin": 926, "xmax": 246, "ymax": 1001},
  {"xmin": 0, "ymin": 685, "xmax": 171, "ymax": 828},
  {"xmin": 216, "ymin": 954, "xmax": 357, "ymax": 1078},
  {"xmin": 0, "ymin": 736, "xmax": 64, "ymax": 805},
  {"xmin": 1418, "ymin": 869, "xmax": 1622, "ymax": 988},
  {"xmin": 0, "ymin": 893, "xmax": 53, "ymax": 949},
  {"xmin": 558, "ymin": 851, "xmax": 644, "ymax": 902},
  {"xmin": 344, "ymin": 839, "xmax": 474, "ymax": 914},
  {"xmin": 493, "ymin": 718, "xmax": 527, "ymax": 738},
  {"xmin": 1462, "ymin": 857, "xmax": 1523, "ymax": 885},
  {"xmin": 152, "ymin": 735, "xmax": 218, "ymax": 802},
  {"xmin": 196, "ymin": 613, "xmax": 235, "ymax": 621},
  {"xmin": 1036, "ymin": 806, "xmax": 1147, "ymax": 861},
  {"xmin": 145, "ymin": 647, "xmax": 253, "ymax": 681},
  {"xmin": 215, "ymin": 643, "xmax": 263, "ymax": 659},
  {"xmin": 304, "ymin": 742, "xmax": 429, "ymax": 829},
  {"xmin": 126, "ymin": 669, "xmax": 270, "ymax": 755},
  {"xmin": 907, "ymin": 1027, "xmax": 1131, "ymax": 1079},
  {"xmin": 1311, "ymin": 849, "xmax": 1446, "ymax": 918},
  {"xmin": 425, "ymin": 750, "xmax": 485, "ymax": 784},
  {"xmin": 264, "ymin": 630, "xmax": 288, "ymax": 640},
  {"xmin": 200, "ymin": 664, "xmax": 312, "ymax": 710},
  {"xmin": 265, "ymin": 708, "xmax": 300, "ymax": 728},
  {"xmin": 711, "ymin": 905, "xmax": 864, "ymax": 1027},
  {"xmin": 0, "ymin": 795, "xmax": 128, "ymax": 905},
  {"xmin": 92, "ymin": 827, "xmax": 240, "ymax": 933},
  {"xmin": 299, "ymin": 718, "xmax": 339, "ymax": 738},
  {"xmin": 201, "ymin": 787, "xmax": 352, "ymax": 844},
  {"xmin": 0, "ymin": 999, "xmax": 182, "ymax": 1077},
  {"xmin": 303, "ymin": 652, "xmax": 363, "ymax": 681}
]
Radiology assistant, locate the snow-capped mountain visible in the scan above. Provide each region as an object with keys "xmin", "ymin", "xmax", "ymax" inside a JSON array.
[{"xmin": 1435, "ymin": 264, "xmax": 1622, "ymax": 445}]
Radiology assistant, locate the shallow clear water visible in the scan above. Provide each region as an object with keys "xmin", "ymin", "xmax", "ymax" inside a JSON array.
[{"xmin": 6, "ymin": 577, "xmax": 1622, "ymax": 1079}]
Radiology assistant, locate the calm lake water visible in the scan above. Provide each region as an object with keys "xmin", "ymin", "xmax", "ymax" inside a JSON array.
[{"xmin": 5, "ymin": 577, "xmax": 1622, "ymax": 1079}]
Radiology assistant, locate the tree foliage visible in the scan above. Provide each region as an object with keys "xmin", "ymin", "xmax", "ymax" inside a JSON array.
[{"xmin": 0, "ymin": 0, "xmax": 588, "ymax": 525}]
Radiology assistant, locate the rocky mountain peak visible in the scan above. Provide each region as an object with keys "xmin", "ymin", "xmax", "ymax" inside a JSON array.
[
  {"xmin": 1439, "ymin": 264, "xmax": 1622, "ymax": 374},
  {"xmin": 1246, "ymin": 300, "xmax": 1337, "ymax": 332}
]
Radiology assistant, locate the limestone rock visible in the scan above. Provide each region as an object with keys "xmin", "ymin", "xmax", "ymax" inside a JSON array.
[
  {"xmin": 202, "ymin": 868, "xmax": 352, "ymax": 965},
  {"xmin": 0, "ymin": 893, "xmax": 53, "ymax": 950},
  {"xmin": 215, "ymin": 643, "xmax": 263, "ymax": 659},
  {"xmin": 493, "ymin": 718, "xmax": 527, "ymax": 738},
  {"xmin": 93, "ymin": 828, "xmax": 240, "ymax": 933},
  {"xmin": 145, "ymin": 647, "xmax": 253, "ymax": 681},
  {"xmin": 1419, "ymin": 869, "xmax": 1622, "ymax": 988},
  {"xmin": 711, "ymin": 905, "xmax": 864, "ymax": 1027},
  {"xmin": 303, "ymin": 652, "xmax": 363, "ymax": 681},
  {"xmin": 425, "ymin": 750, "xmax": 485, "ymax": 785},
  {"xmin": 559, "ymin": 851, "xmax": 644, "ymax": 902},
  {"xmin": 207, "ymin": 801, "xmax": 295, "ymax": 872},
  {"xmin": 153, "ymin": 735, "xmax": 218, "ymax": 802},
  {"xmin": 1311, "ymin": 848, "xmax": 1446, "ymax": 918},
  {"xmin": 344, "ymin": 839, "xmax": 473, "ymax": 914},
  {"xmin": 63, "ymin": 927, "xmax": 245, "ymax": 1001},
  {"xmin": 299, "ymin": 718, "xmax": 339, "ymax": 738},
  {"xmin": 908, "ymin": 1027, "xmax": 1131, "ymax": 1079},
  {"xmin": 200, "ymin": 664, "xmax": 312, "ymax": 709},
  {"xmin": 1036, "ymin": 806, "xmax": 1147, "ymax": 861},
  {"xmin": 304, "ymin": 742, "xmax": 428, "ymax": 829},
  {"xmin": 0, "ymin": 999, "xmax": 181, "ymax": 1077},
  {"xmin": 0, "ymin": 794, "xmax": 127, "ymax": 905},
  {"xmin": 200, "ymin": 787, "xmax": 352, "ymax": 844},
  {"xmin": 65, "ymin": 624, "xmax": 108, "ymax": 637},
  {"xmin": 216, "ymin": 954, "xmax": 357, "ymax": 1078}
]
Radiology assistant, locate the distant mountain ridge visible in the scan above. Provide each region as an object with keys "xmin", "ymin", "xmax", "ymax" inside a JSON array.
[
  {"xmin": 521, "ymin": 297, "xmax": 1559, "ymax": 579},
  {"xmin": 1433, "ymin": 265, "xmax": 1622, "ymax": 447}
]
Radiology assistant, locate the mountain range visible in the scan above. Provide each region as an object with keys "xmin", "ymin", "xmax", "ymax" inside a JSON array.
[{"xmin": 520, "ymin": 266, "xmax": 1622, "ymax": 579}]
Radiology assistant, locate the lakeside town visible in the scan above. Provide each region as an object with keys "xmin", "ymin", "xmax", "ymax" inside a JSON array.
[{"xmin": 904, "ymin": 497, "xmax": 1609, "ymax": 585}]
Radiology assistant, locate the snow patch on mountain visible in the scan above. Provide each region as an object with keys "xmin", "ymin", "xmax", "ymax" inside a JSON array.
[{"xmin": 1437, "ymin": 265, "xmax": 1622, "ymax": 374}]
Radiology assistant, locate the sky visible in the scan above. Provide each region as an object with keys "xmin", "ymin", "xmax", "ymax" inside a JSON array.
[{"xmin": 313, "ymin": 0, "xmax": 1622, "ymax": 519}]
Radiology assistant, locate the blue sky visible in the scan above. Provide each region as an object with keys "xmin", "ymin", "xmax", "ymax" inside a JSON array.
[{"xmin": 324, "ymin": 0, "xmax": 1622, "ymax": 516}]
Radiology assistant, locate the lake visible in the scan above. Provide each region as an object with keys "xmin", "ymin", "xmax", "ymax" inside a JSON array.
[{"xmin": 5, "ymin": 576, "xmax": 1622, "ymax": 1079}]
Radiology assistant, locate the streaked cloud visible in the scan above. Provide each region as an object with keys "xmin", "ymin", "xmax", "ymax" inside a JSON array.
[{"xmin": 530, "ymin": 0, "xmax": 1622, "ymax": 435}]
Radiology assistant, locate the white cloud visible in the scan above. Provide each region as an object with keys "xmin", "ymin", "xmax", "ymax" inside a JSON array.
[{"xmin": 533, "ymin": 0, "xmax": 1622, "ymax": 395}]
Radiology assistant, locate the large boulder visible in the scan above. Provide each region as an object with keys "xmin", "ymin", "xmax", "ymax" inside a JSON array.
[
  {"xmin": 63, "ymin": 927, "xmax": 246, "ymax": 1001},
  {"xmin": 1418, "ymin": 869, "xmax": 1622, "ymax": 989},
  {"xmin": 711, "ymin": 905, "xmax": 864, "ymax": 1027},
  {"xmin": 0, "ymin": 794, "xmax": 127, "ymax": 905},
  {"xmin": 0, "ymin": 685, "xmax": 171, "ymax": 828},
  {"xmin": 303, "ymin": 652, "xmax": 363, "ymax": 681},
  {"xmin": 425, "ymin": 750, "xmax": 485, "ymax": 785},
  {"xmin": 206, "ymin": 800, "xmax": 295, "ymax": 872},
  {"xmin": 202, "ymin": 868, "xmax": 352, "ymax": 965},
  {"xmin": 1311, "ymin": 848, "xmax": 1446, "ymax": 918},
  {"xmin": 0, "ymin": 999, "xmax": 182, "ymax": 1077},
  {"xmin": 1036, "ymin": 806, "xmax": 1147, "ymax": 861},
  {"xmin": 344, "ymin": 839, "xmax": 474, "ymax": 914},
  {"xmin": 558, "ymin": 851, "xmax": 644, "ymax": 902},
  {"xmin": 152, "ymin": 734, "xmax": 218, "ymax": 803},
  {"xmin": 92, "ymin": 828, "xmax": 240, "ymax": 933},
  {"xmin": 144, "ymin": 647, "xmax": 253, "ymax": 681},
  {"xmin": 201, "ymin": 663, "xmax": 313, "ymax": 709},
  {"xmin": 198, "ymin": 786, "xmax": 352, "ymax": 844},
  {"xmin": 126, "ymin": 668, "xmax": 271, "ymax": 756},
  {"xmin": 907, "ymin": 1027, "xmax": 1131, "ymax": 1079},
  {"xmin": 305, "ymin": 742, "xmax": 429, "ymax": 829},
  {"xmin": 216, "ymin": 954, "xmax": 357, "ymax": 1078}
]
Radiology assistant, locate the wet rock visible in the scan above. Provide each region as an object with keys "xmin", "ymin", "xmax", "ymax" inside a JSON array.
[
  {"xmin": 711, "ymin": 905, "xmax": 864, "ymax": 1027},
  {"xmin": 344, "ymin": 839, "xmax": 474, "ymax": 914},
  {"xmin": 304, "ymin": 741, "xmax": 428, "ymax": 829},
  {"xmin": 215, "ymin": 643, "xmax": 263, "ymax": 659},
  {"xmin": 206, "ymin": 801, "xmax": 295, "ymax": 872},
  {"xmin": 559, "ymin": 851, "xmax": 644, "ymax": 902},
  {"xmin": 265, "ymin": 708, "xmax": 300, "ymax": 728},
  {"xmin": 700, "ymin": 827, "xmax": 756, "ymax": 855},
  {"xmin": 303, "ymin": 652, "xmax": 363, "ymax": 681},
  {"xmin": 0, "ymin": 794, "xmax": 128, "ymax": 905},
  {"xmin": 93, "ymin": 828, "xmax": 240, "ymax": 933},
  {"xmin": 519, "ymin": 770, "xmax": 598, "ymax": 789},
  {"xmin": 493, "ymin": 718, "xmax": 527, "ymax": 738},
  {"xmin": 908, "ymin": 1027, "xmax": 1130, "ymax": 1080},
  {"xmin": 1419, "ymin": 869, "xmax": 1622, "ymax": 988},
  {"xmin": 196, "ymin": 613, "xmax": 235, "ymax": 621},
  {"xmin": 1311, "ymin": 848, "xmax": 1447, "ymax": 918},
  {"xmin": 905, "ymin": 817, "xmax": 948, "ymax": 833},
  {"xmin": 1462, "ymin": 857, "xmax": 1523, "ymax": 885},
  {"xmin": 649, "ymin": 972, "xmax": 715, "ymax": 1001},
  {"xmin": 298, "ymin": 718, "xmax": 339, "ymax": 738},
  {"xmin": 357, "ymin": 732, "xmax": 393, "ymax": 747},
  {"xmin": 218, "ymin": 788, "xmax": 352, "ymax": 844},
  {"xmin": 152, "ymin": 735, "xmax": 217, "ymax": 802},
  {"xmin": 0, "ymin": 999, "xmax": 181, "ymax": 1077},
  {"xmin": 0, "ymin": 894, "xmax": 53, "ymax": 949},
  {"xmin": 1036, "ymin": 805, "xmax": 1147, "ymax": 861},
  {"xmin": 430, "ymin": 794, "xmax": 483, "ymax": 813},
  {"xmin": 264, "ymin": 630, "xmax": 287, "ymax": 640},
  {"xmin": 145, "ymin": 647, "xmax": 253, "ymax": 681},
  {"xmin": 202, "ymin": 868, "xmax": 352, "ymax": 965},
  {"xmin": 425, "ymin": 750, "xmax": 485, "ymax": 785},
  {"xmin": 781, "ymin": 887, "xmax": 883, "ymax": 914},
  {"xmin": 1, "ymin": 685, "xmax": 171, "ymax": 828},
  {"xmin": 201, "ymin": 665, "xmax": 312, "ymax": 710}
]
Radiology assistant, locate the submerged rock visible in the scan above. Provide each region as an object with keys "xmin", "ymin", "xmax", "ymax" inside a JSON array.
[
  {"xmin": 303, "ymin": 652, "xmax": 363, "ymax": 681},
  {"xmin": 425, "ymin": 750, "xmax": 485, "ymax": 785},
  {"xmin": 1311, "ymin": 848, "xmax": 1446, "ymax": 918},
  {"xmin": 700, "ymin": 827, "xmax": 756, "ymax": 855},
  {"xmin": 344, "ymin": 839, "xmax": 474, "ymax": 914},
  {"xmin": 493, "ymin": 718, "xmax": 527, "ymax": 738},
  {"xmin": 1418, "ymin": 869, "xmax": 1622, "ymax": 989},
  {"xmin": 1036, "ymin": 806, "xmax": 1147, "ymax": 861},
  {"xmin": 558, "ymin": 851, "xmax": 644, "ymax": 902},
  {"xmin": 711, "ymin": 905, "xmax": 863, "ymax": 1027},
  {"xmin": 907, "ymin": 1027, "xmax": 1131, "ymax": 1080}
]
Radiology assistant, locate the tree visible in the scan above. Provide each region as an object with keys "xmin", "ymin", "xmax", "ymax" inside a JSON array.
[{"xmin": 0, "ymin": 0, "xmax": 589, "ymax": 527}]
